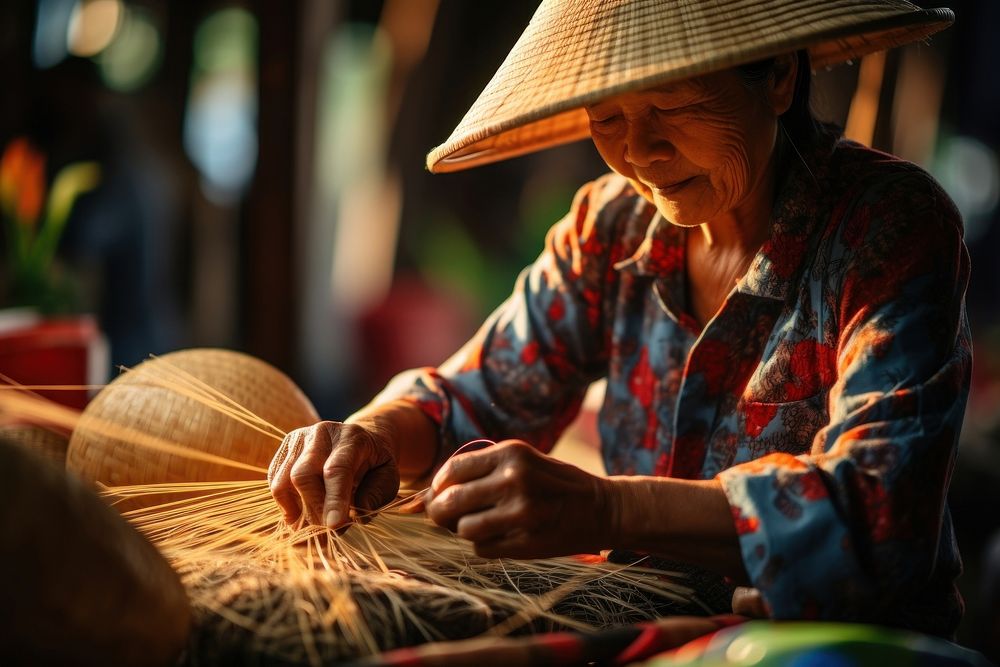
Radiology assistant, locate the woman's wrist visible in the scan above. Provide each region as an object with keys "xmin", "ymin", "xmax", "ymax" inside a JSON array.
[
  {"xmin": 594, "ymin": 474, "xmax": 626, "ymax": 551},
  {"xmin": 601, "ymin": 475, "xmax": 663, "ymax": 551},
  {"xmin": 600, "ymin": 475, "xmax": 747, "ymax": 579},
  {"xmin": 346, "ymin": 399, "xmax": 440, "ymax": 484}
]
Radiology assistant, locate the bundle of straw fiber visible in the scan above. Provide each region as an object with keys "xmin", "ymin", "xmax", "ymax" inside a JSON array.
[
  {"xmin": 2, "ymin": 348, "xmax": 715, "ymax": 664},
  {"xmin": 0, "ymin": 439, "xmax": 190, "ymax": 666},
  {"xmin": 66, "ymin": 348, "xmax": 318, "ymax": 506}
]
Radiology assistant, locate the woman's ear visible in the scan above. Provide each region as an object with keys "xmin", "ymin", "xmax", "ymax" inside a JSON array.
[{"xmin": 768, "ymin": 52, "xmax": 798, "ymax": 115}]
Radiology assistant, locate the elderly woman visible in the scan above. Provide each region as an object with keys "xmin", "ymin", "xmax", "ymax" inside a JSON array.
[{"xmin": 269, "ymin": 0, "xmax": 969, "ymax": 638}]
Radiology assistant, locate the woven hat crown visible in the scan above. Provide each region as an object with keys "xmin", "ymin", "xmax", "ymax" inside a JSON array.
[{"xmin": 427, "ymin": 0, "xmax": 954, "ymax": 173}]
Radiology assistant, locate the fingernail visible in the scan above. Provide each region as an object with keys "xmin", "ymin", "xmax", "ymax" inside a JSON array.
[{"xmin": 325, "ymin": 509, "xmax": 343, "ymax": 527}]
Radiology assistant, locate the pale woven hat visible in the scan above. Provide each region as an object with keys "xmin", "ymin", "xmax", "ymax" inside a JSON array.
[{"xmin": 426, "ymin": 0, "xmax": 954, "ymax": 173}]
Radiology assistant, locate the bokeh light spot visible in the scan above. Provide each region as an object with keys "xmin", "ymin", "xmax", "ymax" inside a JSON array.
[
  {"xmin": 67, "ymin": 0, "xmax": 123, "ymax": 58},
  {"xmin": 934, "ymin": 135, "xmax": 1000, "ymax": 243},
  {"xmin": 183, "ymin": 8, "xmax": 259, "ymax": 203},
  {"xmin": 96, "ymin": 6, "xmax": 162, "ymax": 92}
]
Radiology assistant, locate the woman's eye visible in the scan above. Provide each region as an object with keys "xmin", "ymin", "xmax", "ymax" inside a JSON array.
[{"xmin": 590, "ymin": 116, "xmax": 623, "ymax": 133}]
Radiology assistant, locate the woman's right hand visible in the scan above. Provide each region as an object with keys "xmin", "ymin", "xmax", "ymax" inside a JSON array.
[{"xmin": 267, "ymin": 420, "xmax": 400, "ymax": 528}]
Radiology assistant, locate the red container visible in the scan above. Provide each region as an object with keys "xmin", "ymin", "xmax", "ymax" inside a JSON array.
[{"xmin": 0, "ymin": 311, "xmax": 108, "ymax": 413}]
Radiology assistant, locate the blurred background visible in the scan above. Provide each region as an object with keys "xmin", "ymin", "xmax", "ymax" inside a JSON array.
[{"xmin": 0, "ymin": 0, "xmax": 997, "ymax": 658}]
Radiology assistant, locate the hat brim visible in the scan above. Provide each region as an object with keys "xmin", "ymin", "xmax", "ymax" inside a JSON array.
[{"xmin": 427, "ymin": 6, "xmax": 953, "ymax": 173}]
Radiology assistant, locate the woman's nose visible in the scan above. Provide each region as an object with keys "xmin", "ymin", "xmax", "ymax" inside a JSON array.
[{"xmin": 624, "ymin": 116, "xmax": 675, "ymax": 167}]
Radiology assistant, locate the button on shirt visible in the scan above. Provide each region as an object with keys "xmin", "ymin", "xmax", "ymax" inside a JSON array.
[{"xmin": 377, "ymin": 134, "xmax": 972, "ymax": 637}]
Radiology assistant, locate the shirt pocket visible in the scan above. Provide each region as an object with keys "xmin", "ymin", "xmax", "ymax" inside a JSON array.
[{"xmin": 738, "ymin": 391, "xmax": 829, "ymax": 457}]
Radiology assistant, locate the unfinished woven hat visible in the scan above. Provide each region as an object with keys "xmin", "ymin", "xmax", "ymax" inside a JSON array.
[{"xmin": 426, "ymin": 0, "xmax": 954, "ymax": 173}]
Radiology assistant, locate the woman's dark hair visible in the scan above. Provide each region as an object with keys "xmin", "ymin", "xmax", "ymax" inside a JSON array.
[{"xmin": 737, "ymin": 50, "xmax": 824, "ymax": 146}]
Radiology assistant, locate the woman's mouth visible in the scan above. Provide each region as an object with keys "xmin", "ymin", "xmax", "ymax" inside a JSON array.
[{"xmin": 653, "ymin": 177, "xmax": 694, "ymax": 196}]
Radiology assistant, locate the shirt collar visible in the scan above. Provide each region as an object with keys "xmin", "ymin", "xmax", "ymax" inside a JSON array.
[{"xmin": 613, "ymin": 208, "xmax": 683, "ymax": 277}]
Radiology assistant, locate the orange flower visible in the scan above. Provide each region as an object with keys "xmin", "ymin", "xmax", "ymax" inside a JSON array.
[
  {"xmin": 0, "ymin": 138, "xmax": 30, "ymax": 218},
  {"xmin": 17, "ymin": 146, "xmax": 46, "ymax": 227},
  {"xmin": 0, "ymin": 137, "xmax": 47, "ymax": 227}
]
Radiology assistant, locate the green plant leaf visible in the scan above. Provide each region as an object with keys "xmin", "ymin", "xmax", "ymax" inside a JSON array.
[{"xmin": 31, "ymin": 162, "xmax": 101, "ymax": 269}]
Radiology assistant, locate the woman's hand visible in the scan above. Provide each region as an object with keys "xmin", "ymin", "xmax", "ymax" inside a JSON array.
[
  {"xmin": 268, "ymin": 421, "xmax": 400, "ymax": 528},
  {"xmin": 425, "ymin": 439, "xmax": 616, "ymax": 559}
]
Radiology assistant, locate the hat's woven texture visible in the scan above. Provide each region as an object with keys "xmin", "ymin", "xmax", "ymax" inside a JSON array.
[
  {"xmin": 67, "ymin": 348, "xmax": 319, "ymax": 508},
  {"xmin": 0, "ymin": 424, "xmax": 69, "ymax": 466},
  {"xmin": 427, "ymin": 0, "xmax": 953, "ymax": 172}
]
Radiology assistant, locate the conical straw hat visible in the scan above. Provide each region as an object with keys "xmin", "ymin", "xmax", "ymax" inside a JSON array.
[{"xmin": 426, "ymin": 0, "xmax": 954, "ymax": 173}]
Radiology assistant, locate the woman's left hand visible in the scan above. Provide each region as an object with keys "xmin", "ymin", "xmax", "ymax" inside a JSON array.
[{"xmin": 425, "ymin": 440, "xmax": 616, "ymax": 558}]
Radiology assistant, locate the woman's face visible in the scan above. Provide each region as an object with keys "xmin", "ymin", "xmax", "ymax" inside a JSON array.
[{"xmin": 586, "ymin": 67, "xmax": 789, "ymax": 227}]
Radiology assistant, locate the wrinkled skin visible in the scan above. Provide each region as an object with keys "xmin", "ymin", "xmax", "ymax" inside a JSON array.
[
  {"xmin": 268, "ymin": 421, "xmax": 400, "ymax": 527},
  {"xmin": 586, "ymin": 62, "xmax": 792, "ymax": 228},
  {"xmin": 425, "ymin": 440, "xmax": 616, "ymax": 559}
]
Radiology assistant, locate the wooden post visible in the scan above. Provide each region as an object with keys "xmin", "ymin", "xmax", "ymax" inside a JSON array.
[{"xmin": 242, "ymin": 1, "xmax": 300, "ymax": 372}]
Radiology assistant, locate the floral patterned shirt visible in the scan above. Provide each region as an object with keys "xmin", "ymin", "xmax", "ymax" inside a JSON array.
[{"xmin": 378, "ymin": 134, "xmax": 971, "ymax": 637}]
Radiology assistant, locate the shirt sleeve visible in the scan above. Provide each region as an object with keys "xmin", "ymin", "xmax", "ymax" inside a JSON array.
[
  {"xmin": 717, "ymin": 169, "xmax": 971, "ymax": 629},
  {"xmin": 374, "ymin": 174, "xmax": 634, "ymax": 465}
]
